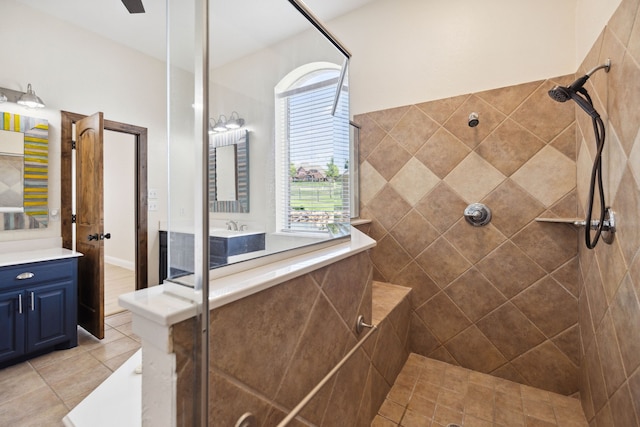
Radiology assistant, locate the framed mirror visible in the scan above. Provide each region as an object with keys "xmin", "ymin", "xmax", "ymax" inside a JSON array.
[
  {"xmin": 209, "ymin": 129, "xmax": 249, "ymax": 213},
  {"xmin": 0, "ymin": 112, "xmax": 49, "ymax": 230}
]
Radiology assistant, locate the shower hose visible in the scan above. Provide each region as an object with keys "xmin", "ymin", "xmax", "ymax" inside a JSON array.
[{"xmin": 583, "ymin": 90, "xmax": 606, "ymax": 249}]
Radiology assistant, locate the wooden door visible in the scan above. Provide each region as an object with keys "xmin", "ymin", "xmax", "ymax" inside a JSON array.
[{"xmin": 75, "ymin": 113, "xmax": 105, "ymax": 339}]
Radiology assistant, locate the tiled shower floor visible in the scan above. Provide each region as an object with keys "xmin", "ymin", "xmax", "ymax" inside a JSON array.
[{"xmin": 372, "ymin": 353, "xmax": 588, "ymax": 427}]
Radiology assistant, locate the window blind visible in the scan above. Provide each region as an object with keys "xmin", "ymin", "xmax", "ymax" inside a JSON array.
[{"xmin": 276, "ymin": 69, "xmax": 350, "ymax": 232}]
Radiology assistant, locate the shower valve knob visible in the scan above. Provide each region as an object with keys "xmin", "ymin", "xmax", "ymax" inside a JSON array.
[{"xmin": 464, "ymin": 203, "xmax": 492, "ymax": 227}]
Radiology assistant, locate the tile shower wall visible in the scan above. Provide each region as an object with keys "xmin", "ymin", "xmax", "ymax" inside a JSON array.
[
  {"xmin": 356, "ymin": 78, "xmax": 581, "ymax": 395},
  {"xmin": 171, "ymin": 251, "xmax": 410, "ymax": 426},
  {"xmin": 576, "ymin": 0, "xmax": 640, "ymax": 425}
]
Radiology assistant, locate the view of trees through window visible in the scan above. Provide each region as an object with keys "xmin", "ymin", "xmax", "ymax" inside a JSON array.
[{"xmin": 281, "ymin": 67, "xmax": 350, "ymax": 232}]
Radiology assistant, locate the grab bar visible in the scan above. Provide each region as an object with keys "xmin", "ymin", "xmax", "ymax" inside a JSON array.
[{"xmin": 276, "ymin": 318, "xmax": 378, "ymax": 427}]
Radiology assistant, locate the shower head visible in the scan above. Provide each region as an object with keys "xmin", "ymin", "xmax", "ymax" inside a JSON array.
[
  {"xmin": 548, "ymin": 59, "xmax": 611, "ymax": 119},
  {"xmin": 548, "ymin": 74, "xmax": 591, "ymax": 103},
  {"xmin": 548, "ymin": 85, "xmax": 572, "ymax": 103}
]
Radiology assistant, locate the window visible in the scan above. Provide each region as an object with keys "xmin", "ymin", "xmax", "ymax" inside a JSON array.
[{"xmin": 275, "ymin": 63, "xmax": 350, "ymax": 233}]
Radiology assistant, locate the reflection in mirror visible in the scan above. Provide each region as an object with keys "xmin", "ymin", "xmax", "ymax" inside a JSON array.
[
  {"xmin": 167, "ymin": 0, "xmax": 352, "ymax": 284},
  {"xmin": 209, "ymin": 129, "xmax": 249, "ymax": 213},
  {"xmin": 0, "ymin": 112, "xmax": 49, "ymax": 230},
  {"xmin": 0, "ymin": 129, "xmax": 25, "ymax": 212},
  {"xmin": 215, "ymin": 145, "xmax": 237, "ymax": 201}
]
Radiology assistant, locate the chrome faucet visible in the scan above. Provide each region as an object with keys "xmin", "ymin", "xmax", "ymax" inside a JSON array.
[{"xmin": 226, "ymin": 220, "xmax": 238, "ymax": 231}]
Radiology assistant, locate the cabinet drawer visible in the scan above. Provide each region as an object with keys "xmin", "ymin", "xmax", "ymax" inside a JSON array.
[{"xmin": 0, "ymin": 259, "xmax": 74, "ymax": 290}]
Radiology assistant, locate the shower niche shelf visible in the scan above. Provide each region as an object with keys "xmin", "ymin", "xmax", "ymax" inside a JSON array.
[
  {"xmin": 535, "ymin": 208, "xmax": 616, "ymax": 245},
  {"xmin": 534, "ymin": 217, "xmax": 584, "ymax": 226}
]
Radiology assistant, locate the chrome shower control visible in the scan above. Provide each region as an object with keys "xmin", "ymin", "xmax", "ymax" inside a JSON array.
[{"xmin": 464, "ymin": 203, "xmax": 491, "ymax": 227}]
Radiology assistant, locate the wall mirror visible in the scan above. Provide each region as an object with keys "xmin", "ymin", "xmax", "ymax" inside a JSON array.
[
  {"xmin": 0, "ymin": 112, "xmax": 49, "ymax": 230},
  {"xmin": 209, "ymin": 129, "xmax": 249, "ymax": 213}
]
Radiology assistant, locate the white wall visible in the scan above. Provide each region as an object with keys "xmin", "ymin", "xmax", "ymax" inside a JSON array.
[
  {"xmin": 104, "ymin": 130, "xmax": 135, "ymax": 270},
  {"xmin": 575, "ymin": 0, "xmax": 623, "ymax": 64},
  {"xmin": 325, "ymin": 0, "xmax": 620, "ymax": 115},
  {"xmin": 0, "ymin": 0, "xmax": 168, "ymax": 285}
]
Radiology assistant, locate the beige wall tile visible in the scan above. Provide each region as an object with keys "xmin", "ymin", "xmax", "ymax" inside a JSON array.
[
  {"xmin": 389, "ymin": 158, "xmax": 440, "ymax": 205},
  {"xmin": 444, "ymin": 152, "xmax": 506, "ymax": 203},
  {"xmin": 511, "ymin": 146, "xmax": 576, "ymax": 208}
]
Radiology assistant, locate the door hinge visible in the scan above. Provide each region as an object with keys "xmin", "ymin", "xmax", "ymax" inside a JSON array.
[
  {"xmin": 71, "ymin": 214, "xmax": 76, "ymax": 224},
  {"xmin": 71, "ymin": 140, "xmax": 76, "ymax": 150}
]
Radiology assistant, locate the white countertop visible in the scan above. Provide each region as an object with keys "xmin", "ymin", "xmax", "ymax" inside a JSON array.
[{"xmin": 0, "ymin": 247, "xmax": 82, "ymax": 268}]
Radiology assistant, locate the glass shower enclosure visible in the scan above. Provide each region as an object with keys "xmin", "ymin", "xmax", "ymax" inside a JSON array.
[{"xmin": 166, "ymin": 0, "xmax": 351, "ymax": 423}]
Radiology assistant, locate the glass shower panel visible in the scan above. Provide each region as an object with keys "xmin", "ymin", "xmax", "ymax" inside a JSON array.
[
  {"xmin": 166, "ymin": 0, "xmax": 352, "ymax": 423},
  {"xmin": 166, "ymin": 0, "xmax": 209, "ymax": 424},
  {"xmin": 208, "ymin": 0, "xmax": 352, "ymax": 267},
  {"xmin": 167, "ymin": 0, "xmax": 199, "ymax": 285},
  {"xmin": 206, "ymin": 1, "xmax": 353, "ymax": 425}
]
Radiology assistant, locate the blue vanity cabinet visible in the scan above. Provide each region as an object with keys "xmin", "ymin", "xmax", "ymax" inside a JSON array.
[
  {"xmin": 0, "ymin": 289, "xmax": 26, "ymax": 362},
  {"xmin": 0, "ymin": 256, "xmax": 78, "ymax": 367}
]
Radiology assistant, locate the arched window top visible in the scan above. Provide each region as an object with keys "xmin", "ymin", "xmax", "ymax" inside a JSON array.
[{"xmin": 275, "ymin": 61, "xmax": 342, "ymax": 94}]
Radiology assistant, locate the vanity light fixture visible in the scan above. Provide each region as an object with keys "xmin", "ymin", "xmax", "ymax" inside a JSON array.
[
  {"xmin": 209, "ymin": 112, "xmax": 246, "ymax": 133},
  {"xmin": 212, "ymin": 115, "xmax": 228, "ymax": 132},
  {"xmin": 0, "ymin": 83, "xmax": 45, "ymax": 109},
  {"xmin": 209, "ymin": 119, "xmax": 221, "ymax": 135},
  {"xmin": 17, "ymin": 84, "xmax": 45, "ymax": 109},
  {"xmin": 225, "ymin": 111, "xmax": 245, "ymax": 129}
]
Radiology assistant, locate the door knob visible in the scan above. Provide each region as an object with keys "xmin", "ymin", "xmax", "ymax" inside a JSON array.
[
  {"xmin": 88, "ymin": 234, "xmax": 99, "ymax": 241},
  {"xmin": 100, "ymin": 233, "xmax": 111, "ymax": 240}
]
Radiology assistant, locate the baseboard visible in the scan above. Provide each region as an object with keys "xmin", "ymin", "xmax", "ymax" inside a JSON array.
[{"xmin": 105, "ymin": 255, "xmax": 135, "ymax": 271}]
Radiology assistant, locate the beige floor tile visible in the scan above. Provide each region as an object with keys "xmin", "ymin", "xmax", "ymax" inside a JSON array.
[
  {"xmin": 379, "ymin": 398, "xmax": 406, "ymax": 423},
  {"xmin": 103, "ymin": 348, "xmax": 140, "ymax": 372},
  {"xmin": 113, "ymin": 320, "xmax": 140, "ymax": 341},
  {"xmin": 79, "ymin": 326, "xmax": 127, "ymax": 352},
  {"xmin": 7, "ymin": 402, "xmax": 68, "ymax": 427},
  {"xmin": 49, "ymin": 363, "xmax": 112, "ymax": 404},
  {"xmin": 374, "ymin": 353, "xmax": 588, "ymax": 427},
  {"xmin": 89, "ymin": 336, "xmax": 140, "ymax": 363},
  {"xmin": 432, "ymin": 404, "xmax": 463, "ymax": 426},
  {"xmin": 0, "ymin": 359, "xmax": 34, "ymax": 382},
  {"xmin": 0, "ymin": 385, "xmax": 66, "ymax": 425},
  {"xmin": 0, "ymin": 311, "xmax": 138, "ymax": 426},
  {"xmin": 105, "ymin": 310, "xmax": 133, "ymax": 328},
  {"xmin": 27, "ymin": 344, "xmax": 87, "ymax": 370},
  {"xmin": 399, "ymin": 409, "xmax": 430, "ymax": 427},
  {"xmin": 36, "ymin": 351, "xmax": 102, "ymax": 385},
  {"xmin": 0, "ymin": 367, "xmax": 47, "ymax": 405}
]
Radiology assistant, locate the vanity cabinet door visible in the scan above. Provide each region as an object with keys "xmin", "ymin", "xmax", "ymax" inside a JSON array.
[
  {"xmin": 0, "ymin": 289, "xmax": 26, "ymax": 363},
  {"xmin": 25, "ymin": 280, "xmax": 75, "ymax": 353}
]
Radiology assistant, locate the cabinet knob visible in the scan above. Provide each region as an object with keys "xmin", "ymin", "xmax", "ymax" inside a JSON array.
[
  {"xmin": 100, "ymin": 233, "xmax": 111, "ymax": 240},
  {"xmin": 16, "ymin": 272, "xmax": 34, "ymax": 280},
  {"xmin": 88, "ymin": 234, "xmax": 99, "ymax": 241}
]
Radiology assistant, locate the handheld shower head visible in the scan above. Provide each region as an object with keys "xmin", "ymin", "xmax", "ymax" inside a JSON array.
[
  {"xmin": 548, "ymin": 85, "xmax": 571, "ymax": 102},
  {"xmin": 548, "ymin": 74, "xmax": 591, "ymax": 102},
  {"xmin": 548, "ymin": 60, "xmax": 611, "ymax": 119}
]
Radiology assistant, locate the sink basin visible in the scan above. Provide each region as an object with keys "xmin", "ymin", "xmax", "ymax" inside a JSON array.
[
  {"xmin": 209, "ymin": 228, "xmax": 264, "ymax": 238},
  {"xmin": 208, "ymin": 230, "xmax": 266, "ymax": 267}
]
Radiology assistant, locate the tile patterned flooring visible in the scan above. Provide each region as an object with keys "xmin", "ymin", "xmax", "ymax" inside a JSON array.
[
  {"xmin": 0, "ymin": 313, "xmax": 590, "ymax": 426},
  {"xmin": 0, "ymin": 311, "xmax": 140, "ymax": 426},
  {"xmin": 372, "ymin": 353, "xmax": 588, "ymax": 427},
  {"xmin": 104, "ymin": 263, "xmax": 136, "ymax": 316}
]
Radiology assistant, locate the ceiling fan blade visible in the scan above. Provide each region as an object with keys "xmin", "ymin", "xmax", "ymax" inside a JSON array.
[{"xmin": 121, "ymin": 0, "xmax": 145, "ymax": 14}]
